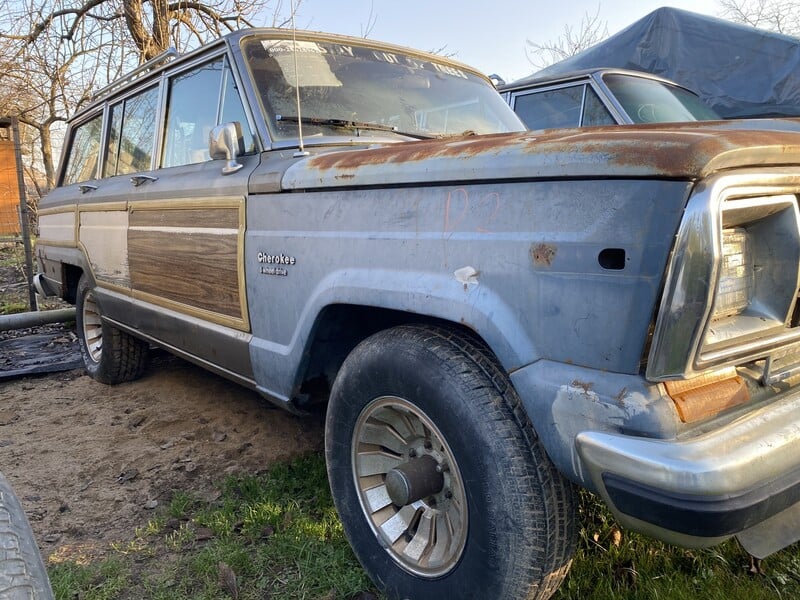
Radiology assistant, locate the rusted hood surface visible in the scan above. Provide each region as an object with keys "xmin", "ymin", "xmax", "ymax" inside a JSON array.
[{"xmin": 281, "ymin": 123, "xmax": 800, "ymax": 189}]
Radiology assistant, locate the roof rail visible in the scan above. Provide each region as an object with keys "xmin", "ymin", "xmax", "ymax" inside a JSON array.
[{"xmin": 91, "ymin": 47, "xmax": 181, "ymax": 102}]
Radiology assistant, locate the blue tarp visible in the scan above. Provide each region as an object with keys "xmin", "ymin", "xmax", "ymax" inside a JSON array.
[{"xmin": 526, "ymin": 7, "xmax": 800, "ymax": 119}]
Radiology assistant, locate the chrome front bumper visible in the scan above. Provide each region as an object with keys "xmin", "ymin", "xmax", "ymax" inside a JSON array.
[{"xmin": 576, "ymin": 386, "xmax": 800, "ymax": 553}]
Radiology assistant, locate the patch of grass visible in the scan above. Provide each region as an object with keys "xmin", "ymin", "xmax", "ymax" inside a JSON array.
[
  {"xmin": 47, "ymin": 455, "xmax": 800, "ymax": 600},
  {"xmin": 166, "ymin": 490, "xmax": 198, "ymax": 519},
  {"xmin": 1, "ymin": 241, "xmax": 31, "ymax": 313},
  {"xmin": 49, "ymin": 453, "xmax": 375, "ymax": 600},
  {"xmin": 554, "ymin": 491, "xmax": 800, "ymax": 600},
  {"xmin": 48, "ymin": 557, "xmax": 130, "ymax": 600},
  {"xmin": 0, "ymin": 300, "xmax": 27, "ymax": 314}
]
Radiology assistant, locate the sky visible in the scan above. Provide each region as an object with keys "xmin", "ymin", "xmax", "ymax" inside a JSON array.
[{"xmin": 288, "ymin": 1, "xmax": 722, "ymax": 83}]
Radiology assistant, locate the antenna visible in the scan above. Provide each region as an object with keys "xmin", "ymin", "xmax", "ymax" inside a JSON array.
[{"xmin": 291, "ymin": 1, "xmax": 309, "ymax": 157}]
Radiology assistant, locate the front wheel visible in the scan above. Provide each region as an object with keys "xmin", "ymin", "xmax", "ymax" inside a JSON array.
[
  {"xmin": 326, "ymin": 325, "xmax": 577, "ymax": 600},
  {"xmin": 76, "ymin": 275, "xmax": 148, "ymax": 384}
]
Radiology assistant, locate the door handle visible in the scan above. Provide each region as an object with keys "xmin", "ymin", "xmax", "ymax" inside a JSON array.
[{"xmin": 130, "ymin": 174, "xmax": 158, "ymax": 187}]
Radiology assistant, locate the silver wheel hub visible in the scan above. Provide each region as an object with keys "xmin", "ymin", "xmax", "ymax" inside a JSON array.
[
  {"xmin": 352, "ymin": 396, "xmax": 468, "ymax": 578},
  {"xmin": 82, "ymin": 290, "xmax": 103, "ymax": 363}
]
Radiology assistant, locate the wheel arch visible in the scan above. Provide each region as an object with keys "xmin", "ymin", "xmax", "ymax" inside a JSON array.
[
  {"xmin": 291, "ymin": 305, "xmax": 491, "ymax": 411},
  {"xmin": 62, "ymin": 263, "xmax": 85, "ymax": 304}
]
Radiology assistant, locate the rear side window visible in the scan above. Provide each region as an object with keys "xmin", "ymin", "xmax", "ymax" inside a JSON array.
[
  {"xmin": 103, "ymin": 102, "xmax": 123, "ymax": 178},
  {"xmin": 106, "ymin": 86, "xmax": 159, "ymax": 176},
  {"xmin": 62, "ymin": 113, "xmax": 104, "ymax": 186}
]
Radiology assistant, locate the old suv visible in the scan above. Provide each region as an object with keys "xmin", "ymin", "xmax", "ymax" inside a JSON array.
[{"xmin": 36, "ymin": 28, "xmax": 800, "ymax": 600}]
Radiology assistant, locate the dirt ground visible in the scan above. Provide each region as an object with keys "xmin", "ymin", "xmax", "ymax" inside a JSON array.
[{"xmin": 0, "ymin": 348, "xmax": 324, "ymax": 564}]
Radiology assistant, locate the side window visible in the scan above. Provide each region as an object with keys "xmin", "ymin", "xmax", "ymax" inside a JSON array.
[
  {"xmin": 162, "ymin": 59, "xmax": 224, "ymax": 168},
  {"xmin": 114, "ymin": 86, "xmax": 159, "ymax": 175},
  {"xmin": 582, "ymin": 87, "xmax": 616, "ymax": 126},
  {"xmin": 512, "ymin": 85, "xmax": 584, "ymax": 130},
  {"xmin": 62, "ymin": 113, "xmax": 103, "ymax": 186},
  {"xmin": 103, "ymin": 102, "xmax": 124, "ymax": 178},
  {"xmin": 220, "ymin": 59, "xmax": 255, "ymax": 154}
]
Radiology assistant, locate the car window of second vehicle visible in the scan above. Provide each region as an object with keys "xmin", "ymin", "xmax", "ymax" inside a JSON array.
[
  {"xmin": 512, "ymin": 84, "xmax": 616, "ymax": 130},
  {"xmin": 603, "ymin": 74, "xmax": 720, "ymax": 123}
]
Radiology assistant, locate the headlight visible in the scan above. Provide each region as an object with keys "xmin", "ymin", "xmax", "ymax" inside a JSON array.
[
  {"xmin": 703, "ymin": 195, "xmax": 800, "ymax": 351},
  {"xmin": 711, "ymin": 228, "xmax": 753, "ymax": 320}
]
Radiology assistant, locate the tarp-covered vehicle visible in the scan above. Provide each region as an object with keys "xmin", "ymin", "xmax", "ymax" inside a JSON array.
[{"xmin": 529, "ymin": 7, "xmax": 800, "ymax": 119}]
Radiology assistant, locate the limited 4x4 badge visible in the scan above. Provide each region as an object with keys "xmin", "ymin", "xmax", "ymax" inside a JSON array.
[{"xmin": 257, "ymin": 252, "xmax": 296, "ymax": 277}]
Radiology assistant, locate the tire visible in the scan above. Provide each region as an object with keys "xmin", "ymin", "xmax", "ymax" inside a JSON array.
[
  {"xmin": 76, "ymin": 275, "xmax": 148, "ymax": 384},
  {"xmin": 0, "ymin": 472, "xmax": 54, "ymax": 600},
  {"xmin": 326, "ymin": 325, "xmax": 577, "ymax": 600}
]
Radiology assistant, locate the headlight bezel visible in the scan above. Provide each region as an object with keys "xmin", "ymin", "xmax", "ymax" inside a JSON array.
[{"xmin": 647, "ymin": 170, "xmax": 800, "ymax": 381}]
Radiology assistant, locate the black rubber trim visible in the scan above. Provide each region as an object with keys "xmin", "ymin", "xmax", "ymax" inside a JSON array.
[{"xmin": 603, "ymin": 465, "xmax": 800, "ymax": 537}]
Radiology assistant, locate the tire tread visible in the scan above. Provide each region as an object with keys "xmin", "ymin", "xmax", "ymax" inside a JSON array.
[
  {"xmin": 76, "ymin": 276, "xmax": 148, "ymax": 385},
  {"xmin": 408, "ymin": 325, "xmax": 577, "ymax": 600},
  {"xmin": 0, "ymin": 473, "xmax": 54, "ymax": 600}
]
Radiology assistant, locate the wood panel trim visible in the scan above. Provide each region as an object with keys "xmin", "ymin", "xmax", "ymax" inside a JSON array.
[
  {"xmin": 128, "ymin": 197, "xmax": 243, "ymax": 212},
  {"xmin": 130, "ymin": 208, "xmax": 239, "ymax": 229},
  {"xmin": 127, "ymin": 196, "xmax": 249, "ymax": 332},
  {"xmin": 131, "ymin": 288, "xmax": 248, "ymax": 330}
]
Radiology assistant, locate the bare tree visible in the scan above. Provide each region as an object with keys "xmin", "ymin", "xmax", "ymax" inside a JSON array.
[
  {"xmin": 0, "ymin": 1, "xmax": 130, "ymax": 190},
  {"xmin": 526, "ymin": 5, "xmax": 609, "ymax": 70},
  {"xmin": 0, "ymin": 0, "xmax": 301, "ymax": 192},
  {"xmin": 2, "ymin": 0, "xmax": 299, "ymax": 62},
  {"xmin": 719, "ymin": 0, "xmax": 800, "ymax": 36}
]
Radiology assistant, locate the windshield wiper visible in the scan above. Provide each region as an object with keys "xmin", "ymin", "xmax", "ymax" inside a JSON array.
[{"xmin": 275, "ymin": 115, "xmax": 436, "ymax": 140}]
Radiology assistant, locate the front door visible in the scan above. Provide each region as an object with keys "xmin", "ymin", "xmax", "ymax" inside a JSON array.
[{"xmin": 124, "ymin": 56, "xmax": 260, "ymax": 377}]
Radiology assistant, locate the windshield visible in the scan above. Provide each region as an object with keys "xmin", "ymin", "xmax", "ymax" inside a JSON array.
[
  {"xmin": 603, "ymin": 74, "xmax": 720, "ymax": 123},
  {"xmin": 241, "ymin": 36, "xmax": 524, "ymax": 141}
]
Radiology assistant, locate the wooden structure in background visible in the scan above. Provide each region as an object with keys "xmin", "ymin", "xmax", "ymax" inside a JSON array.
[
  {"xmin": 0, "ymin": 116, "xmax": 37, "ymax": 310},
  {"xmin": 0, "ymin": 123, "xmax": 20, "ymax": 236}
]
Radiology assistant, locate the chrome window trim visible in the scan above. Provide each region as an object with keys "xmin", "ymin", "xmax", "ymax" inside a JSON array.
[
  {"xmin": 647, "ymin": 169, "xmax": 800, "ymax": 380},
  {"xmin": 587, "ymin": 72, "xmax": 630, "ymax": 124}
]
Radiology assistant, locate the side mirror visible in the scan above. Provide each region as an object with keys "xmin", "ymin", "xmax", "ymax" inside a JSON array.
[{"xmin": 209, "ymin": 122, "xmax": 245, "ymax": 175}]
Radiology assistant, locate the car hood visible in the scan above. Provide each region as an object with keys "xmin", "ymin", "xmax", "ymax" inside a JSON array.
[{"xmin": 280, "ymin": 122, "xmax": 800, "ymax": 190}]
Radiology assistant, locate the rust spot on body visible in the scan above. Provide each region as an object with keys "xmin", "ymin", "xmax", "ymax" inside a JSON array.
[
  {"xmin": 614, "ymin": 387, "xmax": 628, "ymax": 407},
  {"xmin": 308, "ymin": 132, "xmax": 518, "ymax": 172},
  {"xmin": 571, "ymin": 380, "xmax": 595, "ymax": 395},
  {"xmin": 303, "ymin": 123, "xmax": 800, "ymax": 181},
  {"xmin": 531, "ymin": 243, "xmax": 556, "ymax": 267}
]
